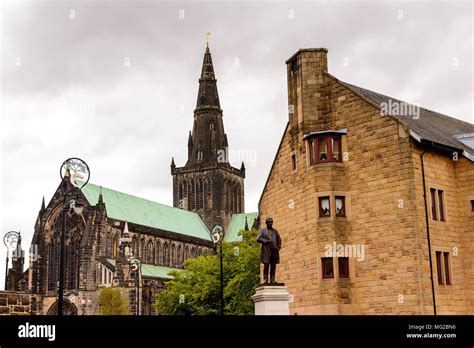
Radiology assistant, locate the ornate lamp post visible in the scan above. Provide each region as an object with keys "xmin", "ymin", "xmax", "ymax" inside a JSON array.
[
  {"xmin": 211, "ymin": 224, "xmax": 224, "ymax": 316},
  {"xmin": 3, "ymin": 231, "xmax": 21, "ymax": 290},
  {"xmin": 129, "ymin": 256, "xmax": 141, "ymax": 315},
  {"xmin": 58, "ymin": 158, "xmax": 90, "ymax": 316}
]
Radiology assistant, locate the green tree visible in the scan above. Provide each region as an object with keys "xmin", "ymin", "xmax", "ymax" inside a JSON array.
[
  {"xmin": 98, "ymin": 287, "xmax": 130, "ymax": 315},
  {"xmin": 155, "ymin": 228, "xmax": 260, "ymax": 315}
]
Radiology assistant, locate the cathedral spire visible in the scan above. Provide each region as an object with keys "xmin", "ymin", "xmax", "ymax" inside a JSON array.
[
  {"xmin": 40, "ymin": 196, "xmax": 46, "ymax": 214},
  {"xmin": 195, "ymin": 45, "xmax": 220, "ymax": 111}
]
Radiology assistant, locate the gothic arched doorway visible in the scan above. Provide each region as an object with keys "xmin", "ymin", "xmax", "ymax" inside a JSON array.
[{"xmin": 46, "ymin": 299, "xmax": 78, "ymax": 315}]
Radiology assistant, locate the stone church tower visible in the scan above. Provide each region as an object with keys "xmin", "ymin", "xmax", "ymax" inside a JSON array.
[{"xmin": 171, "ymin": 45, "xmax": 245, "ymax": 230}]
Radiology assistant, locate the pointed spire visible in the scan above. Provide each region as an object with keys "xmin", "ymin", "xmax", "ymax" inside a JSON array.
[
  {"xmin": 188, "ymin": 131, "xmax": 193, "ymax": 145},
  {"xmin": 98, "ymin": 185, "xmax": 103, "ymax": 204},
  {"xmin": 240, "ymin": 161, "xmax": 245, "ymax": 171},
  {"xmin": 195, "ymin": 45, "xmax": 220, "ymax": 110},
  {"xmin": 171, "ymin": 157, "xmax": 176, "ymax": 168},
  {"xmin": 244, "ymin": 216, "xmax": 249, "ymax": 231},
  {"xmin": 40, "ymin": 196, "xmax": 46, "ymax": 214},
  {"xmin": 123, "ymin": 221, "xmax": 129, "ymax": 236}
]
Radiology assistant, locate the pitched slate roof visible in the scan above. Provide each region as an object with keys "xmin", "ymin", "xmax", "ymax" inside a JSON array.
[
  {"xmin": 340, "ymin": 81, "xmax": 474, "ymax": 160},
  {"xmin": 224, "ymin": 212, "xmax": 258, "ymax": 242},
  {"xmin": 82, "ymin": 183, "xmax": 211, "ymax": 242}
]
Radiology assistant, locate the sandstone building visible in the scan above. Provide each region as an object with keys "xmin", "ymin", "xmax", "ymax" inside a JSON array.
[
  {"xmin": 3, "ymin": 45, "xmax": 257, "ymax": 315},
  {"xmin": 259, "ymin": 48, "xmax": 474, "ymax": 315}
]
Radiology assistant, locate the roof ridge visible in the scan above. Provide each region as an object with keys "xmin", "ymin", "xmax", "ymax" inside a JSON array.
[
  {"xmin": 86, "ymin": 182, "xmax": 197, "ymax": 214},
  {"xmin": 342, "ymin": 81, "xmax": 474, "ymax": 129}
]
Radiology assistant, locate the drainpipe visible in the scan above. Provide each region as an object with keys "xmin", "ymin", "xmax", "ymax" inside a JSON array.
[{"xmin": 420, "ymin": 149, "xmax": 436, "ymax": 316}]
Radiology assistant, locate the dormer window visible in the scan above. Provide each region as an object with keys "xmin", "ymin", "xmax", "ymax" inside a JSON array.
[{"xmin": 307, "ymin": 134, "xmax": 343, "ymax": 164}]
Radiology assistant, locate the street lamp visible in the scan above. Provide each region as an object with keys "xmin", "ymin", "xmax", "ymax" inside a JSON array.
[
  {"xmin": 3, "ymin": 231, "xmax": 21, "ymax": 290},
  {"xmin": 129, "ymin": 256, "xmax": 141, "ymax": 315},
  {"xmin": 58, "ymin": 157, "xmax": 90, "ymax": 316},
  {"xmin": 211, "ymin": 224, "xmax": 224, "ymax": 316}
]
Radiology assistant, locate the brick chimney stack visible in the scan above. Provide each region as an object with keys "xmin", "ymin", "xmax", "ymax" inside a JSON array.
[{"xmin": 286, "ymin": 48, "xmax": 329, "ymax": 134}]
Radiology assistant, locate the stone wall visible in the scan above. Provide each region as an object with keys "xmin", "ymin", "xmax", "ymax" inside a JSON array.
[{"xmin": 0, "ymin": 291, "xmax": 38, "ymax": 315}]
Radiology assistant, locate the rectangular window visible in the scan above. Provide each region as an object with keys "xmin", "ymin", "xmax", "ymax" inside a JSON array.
[
  {"xmin": 438, "ymin": 190, "xmax": 445, "ymax": 221},
  {"xmin": 443, "ymin": 252, "xmax": 451, "ymax": 285},
  {"xmin": 338, "ymin": 257, "xmax": 349, "ymax": 278},
  {"xmin": 436, "ymin": 251, "xmax": 443, "ymax": 285},
  {"xmin": 335, "ymin": 196, "xmax": 345, "ymax": 217},
  {"xmin": 319, "ymin": 196, "xmax": 330, "ymax": 217},
  {"xmin": 291, "ymin": 154, "xmax": 296, "ymax": 171},
  {"xmin": 430, "ymin": 188, "xmax": 437, "ymax": 220},
  {"xmin": 308, "ymin": 134, "xmax": 343, "ymax": 165},
  {"xmin": 321, "ymin": 257, "xmax": 334, "ymax": 279}
]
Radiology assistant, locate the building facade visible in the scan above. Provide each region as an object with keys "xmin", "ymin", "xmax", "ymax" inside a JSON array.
[{"xmin": 258, "ymin": 48, "xmax": 474, "ymax": 314}]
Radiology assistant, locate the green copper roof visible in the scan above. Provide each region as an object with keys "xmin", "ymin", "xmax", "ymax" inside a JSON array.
[
  {"xmin": 141, "ymin": 263, "xmax": 177, "ymax": 279},
  {"xmin": 105, "ymin": 259, "xmax": 177, "ymax": 279},
  {"xmin": 82, "ymin": 183, "xmax": 211, "ymax": 241},
  {"xmin": 225, "ymin": 212, "xmax": 258, "ymax": 242}
]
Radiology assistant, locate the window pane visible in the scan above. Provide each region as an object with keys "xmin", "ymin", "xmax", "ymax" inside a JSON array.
[
  {"xmin": 336, "ymin": 196, "xmax": 345, "ymax": 216},
  {"xmin": 444, "ymin": 252, "xmax": 451, "ymax": 285},
  {"xmin": 338, "ymin": 257, "xmax": 349, "ymax": 278},
  {"xmin": 430, "ymin": 189, "xmax": 437, "ymax": 220},
  {"xmin": 318, "ymin": 138, "xmax": 328, "ymax": 161},
  {"xmin": 320, "ymin": 197, "xmax": 330, "ymax": 217},
  {"xmin": 322, "ymin": 257, "xmax": 334, "ymax": 278},
  {"xmin": 436, "ymin": 251, "xmax": 443, "ymax": 285},
  {"xmin": 332, "ymin": 138, "xmax": 340, "ymax": 161},
  {"xmin": 438, "ymin": 190, "xmax": 445, "ymax": 221}
]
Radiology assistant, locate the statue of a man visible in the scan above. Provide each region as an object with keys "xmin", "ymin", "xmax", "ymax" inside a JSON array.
[{"xmin": 257, "ymin": 217, "xmax": 282, "ymax": 285}]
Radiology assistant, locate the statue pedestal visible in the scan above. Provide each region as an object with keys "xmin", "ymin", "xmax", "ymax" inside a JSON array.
[{"xmin": 251, "ymin": 285, "xmax": 290, "ymax": 315}]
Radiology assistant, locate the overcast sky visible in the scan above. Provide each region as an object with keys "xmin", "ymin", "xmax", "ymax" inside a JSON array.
[{"xmin": 0, "ymin": 0, "xmax": 472, "ymax": 289}]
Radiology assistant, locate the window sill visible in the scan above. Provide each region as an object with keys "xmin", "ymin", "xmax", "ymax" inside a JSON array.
[{"xmin": 308, "ymin": 162, "xmax": 345, "ymax": 169}]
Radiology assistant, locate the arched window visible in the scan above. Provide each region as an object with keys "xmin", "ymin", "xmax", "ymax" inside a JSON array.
[
  {"xmin": 189, "ymin": 179, "xmax": 196, "ymax": 210},
  {"xmin": 199, "ymin": 178, "xmax": 205, "ymax": 209},
  {"xmin": 177, "ymin": 245, "xmax": 183, "ymax": 266},
  {"xmin": 191, "ymin": 247, "xmax": 197, "ymax": 258},
  {"xmin": 179, "ymin": 183, "xmax": 184, "ymax": 200},
  {"xmin": 132, "ymin": 237, "xmax": 138, "ymax": 257},
  {"xmin": 67, "ymin": 238, "xmax": 80, "ymax": 290},
  {"xmin": 182, "ymin": 180, "xmax": 188, "ymax": 197},
  {"xmin": 163, "ymin": 243, "xmax": 169, "ymax": 267},
  {"xmin": 113, "ymin": 235, "xmax": 119, "ymax": 258},
  {"xmin": 106, "ymin": 232, "xmax": 113, "ymax": 257},
  {"xmin": 47, "ymin": 241, "xmax": 59, "ymax": 292},
  {"xmin": 184, "ymin": 245, "xmax": 189, "ymax": 261},
  {"xmin": 147, "ymin": 241, "xmax": 154, "ymax": 264},
  {"xmin": 156, "ymin": 241, "xmax": 161, "ymax": 265},
  {"xmin": 140, "ymin": 238, "xmax": 145, "ymax": 260},
  {"xmin": 171, "ymin": 244, "xmax": 176, "ymax": 267},
  {"xmin": 209, "ymin": 120, "xmax": 215, "ymax": 130}
]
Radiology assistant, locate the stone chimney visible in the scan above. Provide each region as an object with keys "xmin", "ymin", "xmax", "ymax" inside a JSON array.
[{"xmin": 286, "ymin": 48, "xmax": 329, "ymax": 134}]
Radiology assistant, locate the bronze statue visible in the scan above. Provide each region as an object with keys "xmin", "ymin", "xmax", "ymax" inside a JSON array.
[{"xmin": 257, "ymin": 217, "xmax": 282, "ymax": 285}]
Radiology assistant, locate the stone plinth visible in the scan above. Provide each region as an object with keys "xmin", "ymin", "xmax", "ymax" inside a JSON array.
[{"xmin": 251, "ymin": 285, "xmax": 290, "ymax": 315}]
